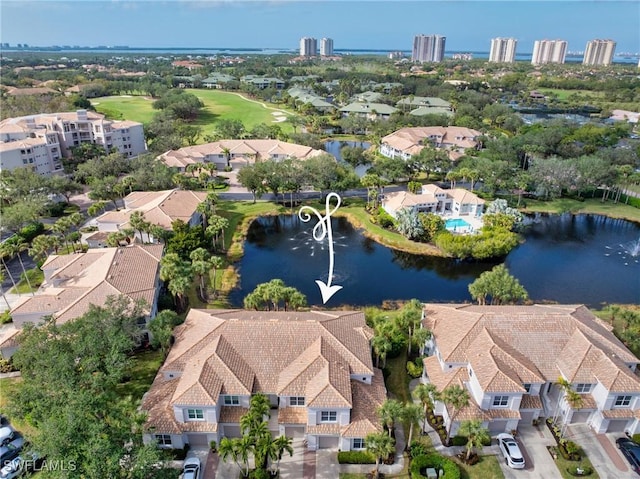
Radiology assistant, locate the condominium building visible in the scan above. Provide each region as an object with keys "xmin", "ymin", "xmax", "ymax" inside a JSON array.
[
  {"xmin": 489, "ymin": 37, "xmax": 518, "ymax": 63},
  {"xmin": 299, "ymin": 37, "xmax": 317, "ymax": 57},
  {"xmin": 412, "ymin": 34, "xmax": 446, "ymax": 63},
  {"xmin": 0, "ymin": 110, "xmax": 146, "ymax": 176},
  {"xmin": 531, "ymin": 39, "xmax": 568, "ymax": 65},
  {"xmin": 583, "ymin": 39, "xmax": 616, "ymax": 66},
  {"xmin": 320, "ymin": 37, "xmax": 334, "ymax": 56}
]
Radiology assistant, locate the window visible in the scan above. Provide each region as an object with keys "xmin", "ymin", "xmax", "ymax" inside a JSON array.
[
  {"xmin": 523, "ymin": 384, "xmax": 532, "ymax": 393},
  {"xmin": 224, "ymin": 395, "xmax": 240, "ymax": 406},
  {"xmin": 289, "ymin": 397, "xmax": 305, "ymax": 406},
  {"xmin": 493, "ymin": 396, "xmax": 509, "ymax": 407},
  {"xmin": 615, "ymin": 395, "xmax": 632, "ymax": 407},
  {"xmin": 576, "ymin": 384, "xmax": 592, "ymax": 393},
  {"xmin": 352, "ymin": 438, "xmax": 365, "ymax": 449},
  {"xmin": 155, "ymin": 434, "xmax": 172, "ymax": 446},
  {"xmin": 320, "ymin": 411, "xmax": 337, "ymax": 423},
  {"xmin": 186, "ymin": 409, "xmax": 204, "ymax": 420}
]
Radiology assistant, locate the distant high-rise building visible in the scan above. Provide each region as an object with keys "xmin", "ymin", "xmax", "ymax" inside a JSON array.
[
  {"xmin": 531, "ymin": 39, "xmax": 568, "ymax": 65},
  {"xmin": 489, "ymin": 37, "xmax": 518, "ymax": 63},
  {"xmin": 412, "ymin": 34, "xmax": 446, "ymax": 63},
  {"xmin": 320, "ymin": 38, "xmax": 333, "ymax": 56},
  {"xmin": 583, "ymin": 39, "xmax": 616, "ymax": 66},
  {"xmin": 299, "ymin": 37, "xmax": 317, "ymax": 57}
]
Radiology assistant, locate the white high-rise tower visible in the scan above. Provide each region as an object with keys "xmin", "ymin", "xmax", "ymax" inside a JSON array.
[
  {"xmin": 320, "ymin": 38, "xmax": 334, "ymax": 56},
  {"xmin": 583, "ymin": 39, "xmax": 616, "ymax": 66},
  {"xmin": 412, "ymin": 34, "xmax": 446, "ymax": 63},
  {"xmin": 489, "ymin": 37, "xmax": 518, "ymax": 63},
  {"xmin": 299, "ymin": 37, "xmax": 317, "ymax": 57},
  {"xmin": 531, "ymin": 39, "xmax": 568, "ymax": 65}
]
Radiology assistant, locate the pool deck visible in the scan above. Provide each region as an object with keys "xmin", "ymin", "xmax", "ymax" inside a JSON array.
[{"xmin": 444, "ymin": 215, "xmax": 484, "ymax": 233}]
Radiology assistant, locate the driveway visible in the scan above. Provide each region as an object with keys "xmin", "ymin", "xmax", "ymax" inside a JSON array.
[
  {"xmin": 566, "ymin": 424, "xmax": 637, "ymax": 479},
  {"xmin": 498, "ymin": 426, "xmax": 560, "ymax": 479}
]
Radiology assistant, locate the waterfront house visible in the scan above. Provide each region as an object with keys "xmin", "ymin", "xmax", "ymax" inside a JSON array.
[{"xmin": 380, "ymin": 126, "xmax": 481, "ymax": 162}]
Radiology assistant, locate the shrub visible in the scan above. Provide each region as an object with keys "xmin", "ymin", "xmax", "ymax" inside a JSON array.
[
  {"xmin": 249, "ymin": 469, "xmax": 271, "ymax": 479},
  {"xmin": 19, "ymin": 222, "xmax": 45, "ymax": 243},
  {"xmin": 0, "ymin": 357, "xmax": 16, "ymax": 373},
  {"xmin": 410, "ymin": 454, "xmax": 460, "ymax": 479},
  {"xmin": 337, "ymin": 451, "xmax": 376, "ymax": 464},
  {"xmin": 566, "ymin": 465, "xmax": 593, "ymax": 476},
  {"xmin": 451, "ymin": 435, "xmax": 492, "ymax": 447},
  {"xmin": 0, "ymin": 311, "xmax": 12, "ymax": 325},
  {"xmin": 407, "ymin": 360, "xmax": 423, "ymax": 378},
  {"xmin": 376, "ymin": 207, "xmax": 396, "ymax": 229},
  {"xmin": 409, "ymin": 440, "xmax": 429, "ymax": 458},
  {"xmin": 209, "ymin": 440, "xmax": 217, "ymax": 452}
]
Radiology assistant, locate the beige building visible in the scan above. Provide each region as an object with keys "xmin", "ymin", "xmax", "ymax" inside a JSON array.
[
  {"xmin": 531, "ymin": 40, "xmax": 568, "ymax": 65},
  {"xmin": 379, "ymin": 126, "xmax": 482, "ymax": 162},
  {"xmin": 412, "ymin": 34, "xmax": 446, "ymax": 63},
  {"xmin": 489, "ymin": 37, "xmax": 518, "ymax": 63},
  {"xmin": 583, "ymin": 39, "xmax": 616, "ymax": 66},
  {"xmin": 141, "ymin": 309, "xmax": 386, "ymax": 451},
  {"xmin": 159, "ymin": 139, "xmax": 326, "ymax": 172},
  {"xmin": 421, "ymin": 304, "xmax": 640, "ymax": 436},
  {"xmin": 0, "ymin": 110, "xmax": 146, "ymax": 176}
]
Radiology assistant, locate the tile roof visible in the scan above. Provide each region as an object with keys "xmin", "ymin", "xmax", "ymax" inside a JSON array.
[
  {"xmin": 145, "ymin": 309, "xmax": 381, "ymax": 432},
  {"xmin": 423, "ymin": 303, "xmax": 640, "ymax": 392},
  {"xmin": 278, "ymin": 407, "xmax": 308, "ymax": 425},
  {"xmin": 520, "ymin": 395, "xmax": 542, "ymax": 410},
  {"xmin": 341, "ymin": 372, "xmax": 386, "ymax": 437},
  {"xmin": 381, "ymin": 126, "xmax": 481, "ymax": 155}
]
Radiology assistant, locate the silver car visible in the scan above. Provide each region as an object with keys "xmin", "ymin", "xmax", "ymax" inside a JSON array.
[
  {"xmin": 497, "ymin": 433, "xmax": 525, "ymax": 469},
  {"xmin": 182, "ymin": 457, "xmax": 201, "ymax": 479}
]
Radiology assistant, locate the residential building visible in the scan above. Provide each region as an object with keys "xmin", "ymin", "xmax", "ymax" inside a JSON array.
[
  {"xmin": 320, "ymin": 38, "xmax": 334, "ymax": 56},
  {"xmin": 396, "ymin": 96, "xmax": 453, "ymax": 117},
  {"xmin": 380, "ymin": 126, "xmax": 482, "ymax": 161},
  {"xmin": 489, "ymin": 38, "xmax": 518, "ymax": 63},
  {"xmin": 159, "ymin": 139, "xmax": 327, "ymax": 172},
  {"xmin": 95, "ymin": 190, "xmax": 209, "ymax": 242},
  {"xmin": 0, "ymin": 244, "xmax": 164, "ymax": 358},
  {"xmin": 141, "ymin": 309, "xmax": 386, "ymax": 450},
  {"xmin": 201, "ymin": 73, "xmax": 236, "ymax": 89},
  {"xmin": 239, "ymin": 76, "xmax": 285, "ymax": 90},
  {"xmin": 382, "ymin": 185, "xmax": 485, "ymax": 221},
  {"xmin": 300, "ymin": 37, "xmax": 317, "ymax": 57},
  {"xmin": 339, "ymin": 102, "xmax": 398, "ymax": 120},
  {"xmin": 412, "ymin": 34, "xmax": 446, "ymax": 63},
  {"xmin": 583, "ymin": 39, "xmax": 616, "ymax": 66},
  {"xmin": 531, "ymin": 40, "xmax": 568, "ymax": 65},
  {"xmin": 0, "ymin": 110, "xmax": 146, "ymax": 176},
  {"xmin": 288, "ymin": 87, "xmax": 336, "ymax": 113},
  {"xmin": 420, "ymin": 304, "xmax": 640, "ymax": 436}
]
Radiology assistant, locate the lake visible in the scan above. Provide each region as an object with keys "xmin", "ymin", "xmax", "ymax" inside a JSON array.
[
  {"xmin": 324, "ymin": 140, "xmax": 371, "ymax": 177},
  {"xmin": 228, "ymin": 213, "xmax": 640, "ymax": 308}
]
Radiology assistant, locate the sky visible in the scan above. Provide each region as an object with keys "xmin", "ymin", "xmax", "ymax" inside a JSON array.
[{"xmin": 1, "ymin": 0, "xmax": 639, "ymax": 53}]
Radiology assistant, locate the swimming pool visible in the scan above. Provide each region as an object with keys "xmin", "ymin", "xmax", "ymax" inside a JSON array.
[{"xmin": 445, "ymin": 218, "xmax": 471, "ymax": 230}]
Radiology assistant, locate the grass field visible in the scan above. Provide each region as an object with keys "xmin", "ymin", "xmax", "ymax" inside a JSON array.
[
  {"xmin": 539, "ymin": 89, "xmax": 605, "ymax": 101},
  {"xmin": 520, "ymin": 197, "xmax": 640, "ymax": 223},
  {"xmin": 92, "ymin": 90, "xmax": 296, "ymax": 140}
]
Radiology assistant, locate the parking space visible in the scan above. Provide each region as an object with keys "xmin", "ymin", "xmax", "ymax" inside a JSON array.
[{"xmin": 497, "ymin": 426, "xmax": 560, "ymax": 479}]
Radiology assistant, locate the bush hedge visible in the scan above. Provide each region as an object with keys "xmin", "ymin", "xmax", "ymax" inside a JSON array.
[
  {"xmin": 410, "ymin": 454, "xmax": 460, "ymax": 479},
  {"xmin": 337, "ymin": 451, "xmax": 376, "ymax": 464},
  {"xmin": 633, "ymin": 434, "xmax": 640, "ymax": 444},
  {"xmin": 450, "ymin": 435, "xmax": 492, "ymax": 447}
]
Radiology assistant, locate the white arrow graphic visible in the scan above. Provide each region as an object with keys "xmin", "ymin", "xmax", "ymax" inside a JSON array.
[{"xmin": 298, "ymin": 193, "xmax": 343, "ymax": 304}]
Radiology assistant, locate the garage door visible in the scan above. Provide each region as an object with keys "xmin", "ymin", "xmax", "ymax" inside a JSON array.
[
  {"xmin": 607, "ymin": 419, "xmax": 630, "ymax": 433},
  {"xmin": 570, "ymin": 411, "xmax": 592, "ymax": 424},
  {"xmin": 187, "ymin": 434, "xmax": 209, "ymax": 447},
  {"xmin": 224, "ymin": 425, "xmax": 242, "ymax": 438},
  {"xmin": 520, "ymin": 411, "xmax": 536, "ymax": 424},
  {"xmin": 285, "ymin": 426, "xmax": 305, "ymax": 438},
  {"xmin": 318, "ymin": 436, "xmax": 339, "ymax": 449},
  {"xmin": 489, "ymin": 420, "xmax": 509, "ymax": 434}
]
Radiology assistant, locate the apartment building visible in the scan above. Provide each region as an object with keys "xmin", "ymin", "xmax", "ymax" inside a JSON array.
[
  {"xmin": 299, "ymin": 37, "xmax": 317, "ymax": 57},
  {"xmin": 0, "ymin": 110, "xmax": 146, "ymax": 176},
  {"xmin": 320, "ymin": 38, "xmax": 334, "ymax": 56},
  {"xmin": 583, "ymin": 39, "xmax": 616, "ymax": 66},
  {"xmin": 489, "ymin": 37, "xmax": 518, "ymax": 63},
  {"xmin": 531, "ymin": 39, "xmax": 568, "ymax": 65},
  {"xmin": 412, "ymin": 34, "xmax": 446, "ymax": 63}
]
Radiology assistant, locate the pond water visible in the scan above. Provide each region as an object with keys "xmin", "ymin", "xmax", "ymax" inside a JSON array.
[
  {"xmin": 324, "ymin": 140, "xmax": 371, "ymax": 177},
  {"xmin": 228, "ymin": 213, "xmax": 640, "ymax": 308}
]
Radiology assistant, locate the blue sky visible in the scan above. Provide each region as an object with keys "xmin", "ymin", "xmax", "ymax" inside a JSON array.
[{"xmin": 1, "ymin": 1, "xmax": 639, "ymax": 53}]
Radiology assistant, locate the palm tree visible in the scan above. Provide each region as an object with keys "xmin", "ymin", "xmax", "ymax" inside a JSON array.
[
  {"xmin": 249, "ymin": 393, "xmax": 271, "ymax": 421},
  {"xmin": 28, "ymin": 234, "xmax": 52, "ymax": 265},
  {"xmin": 206, "ymin": 215, "xmax": 229, "ymax": 252},
  {"xmin": 378, "ymin": 399, "xmax": 404, "ymax": 437},
  {"xmin": 440, "ymin": 384, "xmax": 470, "ymax": 443},
  {"xmin": 221, "ymin": 147, "xmax": 231, "ymax": 168},
  {"xmin": 218, "ymin": 436, "xmax": 251, "ymax": 478},
  {"xmin": 402, "ymin": 402, "xmax": 423, "ymax": 446},
  {"xmin": 366, "ymin": 432, "xmax": 395, "ymax": 479},
  {"xmin": 0, "ymin": 245, "xmax": 19, "ymax": 296},
  {"xmin": 168, "ymin": 272, "xmax": 192, "ymax": 312},
  {"xmin": 553, "ymin": 377, "xmax": 573, "ymax": 423},
  {"xmin": 0, "ymin": 269, "xmax": 11, "ymax": 309},
  {"xmin": 413, "ymin": 382, "xmax": 439, "ymax": 431},
  {"xmin": 5, "ymin": 241, "xmax": 34, "ymax": 296},
  {"xmin": 458, "ymin": 419, "xmax": 490, "ymax": 462},
  {"xmin": 210, "ymin": 256, "xmax": 224, "ymax": 298},
  {"xmin": 129, "ymin": 211, "xmax": 149, "ymax": 244},
  {"xmin": 190, "ymin": 248, "xmax": 211, "ymax": 300},
  {"xmin": 268, "ymin": 435, "xmax": 293, "ymax": 474},
  {"xmin": 371, "ymin": 334, "xmax": 392, "ymax": 368}
]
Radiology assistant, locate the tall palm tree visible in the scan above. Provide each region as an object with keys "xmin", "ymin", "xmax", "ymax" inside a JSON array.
[
  {"xmin": 378, "ymin": 399, "xmax": 404, "ymax": 437},
  {"xmin": 366, "ymin": 432, "xmax": 395, "ymax": 479},
  {"xmin": 371, "ymin": 334, "xmax": 392, "ymax": 368},
  {"xmin": 221, "ymin": 147, "xmax": 231, "ymax": 168},
  {"xmin": 0, "ymin": 245, "xmax": 19, "ymax": 296},
  {"xmin": 268, "ymin": 435, "xmax": 293, "ymax": 474},
  {"xmin": 458, "ymin": 419, "xmax": 490, "ymax": 462},
  {"xmin": 190, "ymin": 248, "xmax": 211, "ymax": 299},
  {"xmin": 413, "ymin": 383, "xmax": 439, "ymax": 431},
  {"xmin": 0, "ymin": 269, "xmax": 11, "ymax": 309},
  {"xmin": 129, "ymin": 211, "xmax": 149, "ymax": 244},
  {"xmin": 168, "ymin": 272, "xmax": 192, "ymax": 312},
  {"xmin": 210, "ymin": 256, "xmax": 224, "ymax": 298},
  {"xmin": 402, "ymin": 402, "xmax": 424, "ymax": 446},
  {"xmin": 440, "ymin": 384, "xmax": 470, "ymax": 443},
  {"xmin": 5, "ymin": 241, "xmax": 34, "ymax": 296},
  {"xmin": 28, "ymin": 234, "xmax": 52, "ymax": 265}
]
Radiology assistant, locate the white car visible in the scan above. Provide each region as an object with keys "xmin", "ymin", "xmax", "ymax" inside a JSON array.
[
  {"xmin": 0, "ymin": 428, "xmax": 15, "ymax": 447},
  {"xmin": 497, "ymin": 433, "xmax": 525, "ymax": 469},
  {"xmin": 0, "ymin": 457, "xmax": 21, "ymax": 479},
  {"xmin": 182, "ymin": 457, "xmax": 200, "ymax": 479}
]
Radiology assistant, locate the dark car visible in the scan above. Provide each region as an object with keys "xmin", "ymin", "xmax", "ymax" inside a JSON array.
[
  {"xmin": 617, "ymin": 438, "xmax": 640, "ymax": 475},
  {"xmin": 0, "ymin": 435, "xmax": 24, "ymax": 468}
]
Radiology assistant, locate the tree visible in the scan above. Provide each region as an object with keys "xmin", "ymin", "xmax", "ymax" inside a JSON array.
[
  {"xmin": 206, "ymin": 215, "xmax": 229, "ymax": 252},
  {"xmin": 129, "ymin": 211, "xmax": 150, "ymax": 243},
  {"xmin": 402, "ymin": 402, "xmax": 423, "ymax": 446},
  {"xmin": 237, "ymin": 165, "xmax": 267, "ymax": 203},
  {"xmin": 458, "ymin": 419, "xmax": 490, "ymax": 462},
  {"xmin": 219, "ymin": 436, "xmax": 252, "ymax": 478},
  {"xmin": 440, "ymin": 384, "xmax": 470, "ymax": 443},
  {"xmin": 268, "ymin": 435, "xmax": 293, "ymax": 474},
  {"xmin": 243, "ymin": 279, "xmax": 307, "ymax": 311},
  {"xmin": 413, "ymin": 383, "xmax": 439, "ymax": 431},
  {"xmin": 4, "ymin": 240, "xmax": 34, "ymax": 296},
  {"xmin": 0, "ymin": 268, "xmax": 11, "ymax": 309},
  {"xmin": 361, "ymin": 173, "xmax": 386, "ymax": 210},
  {"xmin": 210, "ymin": 256, "xmax": 224, "ymax": 298},
  {"xmin": 371, "ymin": 334, "xmax": 392, "ymax": 368},
  {"xmin": 366, "ymin": 432, "xmax": 395, "ymax": 479},
  {"xmin": 396, "ymin": 207, "xmax": 424, "ymax": 240},
  {"xmin": 28, "ymin": 234, "xmax": 53, "ymax": 265},
  {"xmin": 468, "ymin": 264, "xmax": 529, "ymax": 305},
  {"xmin": 148, "ymin": 310, "xmax": 180, "ymax": 355},
  {"xmin": 47, "ymin": 175, "xmax": 83, "ymax": 202},
  {"xmin": 378, "ymin": 399, "xmax": 404, "ymax": 437},
  {"xmin": 190, "ymin": 248, "xmax": 212, "ymax": 300}
]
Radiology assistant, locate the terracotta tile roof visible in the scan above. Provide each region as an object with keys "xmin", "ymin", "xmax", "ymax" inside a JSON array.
[
  {"xmin": 219, "ymin": 407, "xmax": 249, "ymax": 423},
  {"xmin": 602, "ymin": 408, "xmax": 635, "ymax": 419},
  {"xmin": 423, "ymin": 355, "xmax": 468, "ymax": 391},
  {"xmin": 10, "ymin": 287, "xmax": 88, "ymax": 315},
  {"xmin": 576, "ymin": 395, "xmax": 597, "ymax": 410},
  {"xmin": 306, "ymin": 424, "xmax": 341, "ymax": 435},
  {"xmin": 381, "ymin": 126, "xmax": 481, "ymax": 155},
  {"xmin": 520, "ymin": 395, "xmax": 542, "ymax": 410},
  {"xmin": 141, "ymin": 373, "xmax": 182, "ymax": 434},
  {"xmin": 341, "ymin": 372, "xmax": 386, "ymax": 437},
  {"xmin": 278, "ymin": 407, "xmax": 308, "ymax": 425},
  {"xmin": 179, "ymin": 422, "xmax": 219, "ymax": 433}
]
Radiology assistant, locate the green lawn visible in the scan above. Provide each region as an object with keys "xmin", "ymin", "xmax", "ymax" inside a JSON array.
[
  {"xmin": 521, "ymin": 197, "xmax": 640, "ymax": 223},
  {"xmin": 539, "ymin": 89, "xmax": 604, "ymax": 101},
  {"xmin": 9, "ymin": 267, "xmax": 44, "ymax": 294},
  {"xmin": 114, "ymin": 349, "xmax": 165, "ymax": 402},
  {"xmin": 92, "ymin": 90, "xmax": 297, "ymax": 140},
  {"xmin": 550, "ymin": 446, "xmax": 599, "ymax": 479},
  {"xmin": 454, "ymin": 455, "xmax": 504, "ymax": 479}
]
